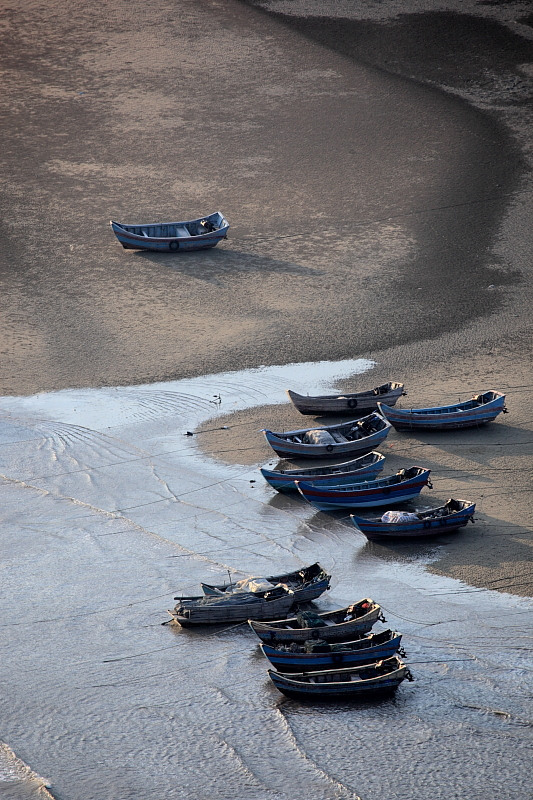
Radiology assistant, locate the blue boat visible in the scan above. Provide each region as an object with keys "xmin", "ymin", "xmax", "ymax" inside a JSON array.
[
  {"xmin": 260, "ymin": 629, "xmax": 404, "ymax": 672},
  {"xmin": 296, "ymin": 466, "xmax": 432, "ymax": 510},
  {"xmin": 351, "ymin": 498, "xmax": 476, "ymax": 540},
  {"xmin": 268, "ymin": 656, "xmax": 413, "ymax": 701},
  {"xmin": 110, "ymin": 211, "xmax": 229, "ymax": 252},
  {"xmin": 262, "ymin": 412, "xmax": 391, "ymax": 459},
  {"xmin": 260, "ymin": 451, "xmax": 385, "ymax": 492},
  {"xmin": 378, "ymin": 390, "xmax": 507, "ymax": 430}
]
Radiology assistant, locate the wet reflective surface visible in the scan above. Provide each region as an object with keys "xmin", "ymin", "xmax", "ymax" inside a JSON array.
[{"xmin": 0, "ymin": 361, "xmax": 531, "ymax": 799}]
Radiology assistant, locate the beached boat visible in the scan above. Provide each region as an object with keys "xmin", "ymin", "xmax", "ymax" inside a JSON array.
[
  {"xmin": 287, "ymin": 382, "xmax": 405, "ymax": 416},
  {"xmin": 351, "ymin": 498, "xmax": 476, "ymax": 540},
  {"xmin": 168, "ymin": 586, "xmax": 295, "ymax": 627},
  {"xmin": 262, "ymin": 413, "xmax": 391, "ymax": 460},
  {"xmin": 201, "ymin": 562, "xmax": 330, "ymax": 604},
  {"xmin": 296, "ymin": 466, "xmax": 432, "ymax": 511},
  {"xmin": 249, "ymin": 599, "xmax": 384, "ymax": 643},
  {"xmin": 377, "ymin": 390, "xmax": 507, "ymax": 431},
  {"xmin": 260, "ymin": 452, "xmax": 386, "ymax": 492},
  {"xmin": 260, "ymin": 629, "xmax": 404, "ymax": 672},
  {"xmin": 267, "ymin": 656, "xmax": 413, "ymax": 701},
  {"xmin": 110, "ymin": 211, "xmax": 229, "ymax": 252}
]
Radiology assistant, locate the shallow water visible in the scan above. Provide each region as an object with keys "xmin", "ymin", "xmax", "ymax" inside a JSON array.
[{"xmin": 0, "ymin": 360, "xmax": 531, "ymax": 800}]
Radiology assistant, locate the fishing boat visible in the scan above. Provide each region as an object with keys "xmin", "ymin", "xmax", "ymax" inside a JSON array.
[
  {"xmin": 262, "ymin": 413, "xmax": 391, "ymax": 459},
  {"xmin": 110, "ymin": 211, "xmax": 229, "ymax": 252},
  {"xmin": 296, "ymin": 466, "xmax": 432, "ymax": 511},
  {"xmin": 377, "ymin": 390, "xmax": 507, "ymax": 431},
  {"xmin": 260, "ymin": 629, "xmax": 404, "ymax": 672},
  {"xmin": 260, "ymin": 452, "xmax": 386, "ymax": 492},
  {"xmin": 168, "ymin": 586, "xmax": 295, "ymax": 627},
  {"xmin": 249, "ymin": 599, "xmax": 384, "ymax": 643},
  {"xmin": 351, "ymin": 498, "xmax": 476, "ymax": 540},
  {"xmin": 267, "ymin": 656, "xmax": 413, "ymax": 701},
  {"xmin": 201, "ymin": 562, "xmax": 330, "ymax": 604},
  {"xmin": 287, "ymin": 382, "xmax": 405, "ymax": 416}
]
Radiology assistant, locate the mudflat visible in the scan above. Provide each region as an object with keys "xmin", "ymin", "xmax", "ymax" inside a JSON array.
[{"xmin": 1, "ymin": 0, "xmax": 532, "ymax": 595}]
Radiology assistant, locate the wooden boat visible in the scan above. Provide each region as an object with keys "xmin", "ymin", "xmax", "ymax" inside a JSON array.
[
  {"xmin": 201, "ymin": 562, "xmax": 331, "ymax": 604},
  {"xmin": 260, "ymin": 452, "xmax": 386, "ymax": 492},
  {"xmin": 110, "ymin": 211, "xmax": 229, "ymax": 252},
  {"xmin": 287, "ymin": 382, "xmax": 405, "ymax": 416},
  {"xmin": 249, "ymin": 599, "xmax": 384, "ymax": 643},
  {"xmin": 378, "ymin": 390, "xmax": 507, "ymax": 431},
  {"xmin": 267, "ymin": 656, "xmax": 413, "ymax": 700},
  {"xmin": 262, "ymin": 413, "xmax": 391, "ymax": 460},
  {"xmin": 296, "ymin": 466, "xmax": 432, "ymax": 511},
  {"xmin": 351, "ymin": 498, "xmax": 476, "ymax": 540},
  {"xmin": 168, "ymin": 586, "xmax": 295, "ymax": 627},
  {"xmin": 260, "ymin": 629, "xmax": 404, "ymax": 672}
]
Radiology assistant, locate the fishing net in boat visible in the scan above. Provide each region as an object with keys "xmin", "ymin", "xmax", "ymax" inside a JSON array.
[
  {"xmin": 304, "ymin": 639, "xmax": 331, "ymax": 653},
  {"xmin": 296, "ymin": 610, "xmax": 327, "ymax": 628},
  {"xmin": 232, "ymin": 578, "xmax": 277, "ymax": 593},
  {"xmin": 380, "ymin": 510, "xmax": 420, "ymax": 523},
  {"xmin": 192, "ymin": 592, "xmax": 265, "ymax": 607},
  {"xmin": 303, "ymin": 429, "xmax": 336, "ymax": 445}
]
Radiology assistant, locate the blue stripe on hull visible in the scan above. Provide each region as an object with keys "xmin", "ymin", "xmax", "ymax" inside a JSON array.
[
  {"xmin": 268, "ymin": 432, "xmax": 389, "ymax": 459},
  {"xmin": 357, "ymin": 516, "xmax": 471, "ymax": 533},
  {"xmin": 264, "ymin": 645, "xmax": 400, "ymax": 671},
  {"xmin": 378, "ymin": 394, "xmax": 506, "ymax": 430},
  {"xmin": 384, "ymin": 414, "xmax": 501, "ymax": 430},
  {"xmin": 263, "ymin": 470, "xmax": 383, "ymax": 491},
  {"xmin": 304, "ymin": 488, "xmax": 425, "ymax": 510},
  {"xmin": 115, "ymin": 234, "xmax": 223, "ymax": 251},
  {"xmin": 298, "ymin": 472, "xmax": 431, "ymax": 510},
  {"xmin": 270, "ymin": 678, "xmax": 404, "ymax": 699}
]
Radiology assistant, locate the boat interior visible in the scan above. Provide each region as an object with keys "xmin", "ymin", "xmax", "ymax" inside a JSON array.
[
  {"xmin": 123, "ymin": 218, "xmax": 221, "ymax": 238},
  {"xmin": 316, "ymin": 467, "xmax": 424, "ymax": 493},
  {"xmin": 286, "ymin": 416, "xmax": 385, "ymax": 445}
]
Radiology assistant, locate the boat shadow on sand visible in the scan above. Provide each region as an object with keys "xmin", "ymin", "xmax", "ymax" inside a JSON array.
[
  {"xmin": 385, "ymin": 420, "xmax": 526, "ymax": 466},
  {"xmin": 131, "ymin": 247, "xmax": 322, "ymax": 279},
  {"xmin": 353, "ymin": 514, "xmax": 533, "ymax": 577}
]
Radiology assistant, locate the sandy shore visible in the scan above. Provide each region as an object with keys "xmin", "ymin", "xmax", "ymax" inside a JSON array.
[{"xmin": 1, "ymin": 0, "xmax": 532, "ymax": 595}]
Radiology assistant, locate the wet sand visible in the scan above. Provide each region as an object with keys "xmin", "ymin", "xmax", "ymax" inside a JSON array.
[{"xmin": 1, "ymin": 0, "xmax": 532, "ymax": 594}]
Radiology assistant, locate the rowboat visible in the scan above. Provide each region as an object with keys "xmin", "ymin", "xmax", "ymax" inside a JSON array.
[
  {"xmin": 268, "ymin": 656, "xmax": 413, "ymax": 701},
  {"xmin": 249, "ymin": 599, "xmax": 384, "ymax": 643},
  {"xmin": 110, "ymin": 211, "xmax": 229, "ymax": 252},
  {"xmin": 262, "ymin": 413, "xmax": 391, "ymax": 459},
  {"xmin": 296, "ymin": 466, "xmax": 432, "ymax": 511},
  {"xmin": 168, "ymin": 586, "xmax": 295, "ymax": 627},
  {"xmin": 287, "ymin": 382, "xmax": 405, "ymax": 416},
  {"xmin": 260, "ymin": 452, "xmax": 386, "ymax": 492},
  {"xmin": 260, "ymin": 629, "xmax": 404, "ymax": 672},
  {"xmin": 378, "ymin": 390, "xmax": 507, "ymax": 431},
  {"xmin": 201, "ymin": 562, "xmax": 331, "ymax": 604},
  {"xmin": 351, "ymin": 498, "xmax": 476, "ymax": 540}
]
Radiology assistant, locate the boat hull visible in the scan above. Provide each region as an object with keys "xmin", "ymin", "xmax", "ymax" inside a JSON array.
[
  {"xmin": 260, "ymin": 452, "xmax": 385, "ymax": 491},
  {"xmin": 351, "ymin": 500, "xmax": 475, "ymax": 539},
  {"xmin": 296, "ymin": 468, "xmax": 432, "ymax": 510},
  {"xmin": 110, "ymin": 211, "xmax": 229, "ymax": 252},
  {"xmin": 169, "ymin": 592, "xmax": 295, "ymax": 626},
  {"xmin": 263, "ymin": 414, "xmax": 391, "ymax": 459},
  {"xmin": 287, "ymin": 382, "xmax": 405, "ymax": 416},
  {"xmin": 249, "ymin": 601, "xmax": 383, "ymax": 643},
  {"xmin": 201, "ymin": 563, "xmax": 331, "ymax": 603},
  {"xmin": 268, "ymin": 658, "xmax": 411, "ymax": 700},
  {"xmin": 260, "ymin": 632, "xmax": 403, "ymax": 672},
  {"xmin": 378, "ymin": 391, "xmax": 506, "ymax": 430}
]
